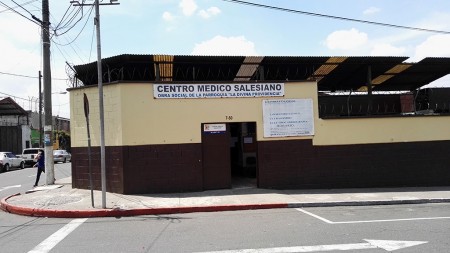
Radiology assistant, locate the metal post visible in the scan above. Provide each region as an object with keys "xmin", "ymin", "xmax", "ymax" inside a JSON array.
[
  {"xmin": 95, "ymin": 0, "xmax": 107, "ymax": 208},
  {"xmin": 84, "ymin": 93, "xmax": 94, "ymax": 208},
  {"xmin": 42, "ymin": 0, "xmax": 54, "ymax": 185},
  {"xmin": 71, "ymin": 0, "xmax": 119, "ymax": 208}
]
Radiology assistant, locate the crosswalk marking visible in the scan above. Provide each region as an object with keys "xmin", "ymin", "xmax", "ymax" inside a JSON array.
[
  {"xmin": 297, "ymin": 208, "xmax": 450, "ymax": 224},
  {"xmin": 28, "ymin": 218, "xmax": 88, "ymax": 253}
]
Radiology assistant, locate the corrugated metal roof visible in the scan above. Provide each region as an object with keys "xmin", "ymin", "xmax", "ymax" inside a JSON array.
[
  {"xmin": 234, "ymin": 56, "xmax": 264, "ymax": 81},
  {"xmin": 0, "ymin": 97, "xmax": 27, "ymax": 116},
  {"xmin": 375, "ymin": 58, "xmax": 450, "ymax": 91},
  {"xmin": 72, "ymin": 54, "xmax": 450, "ymax": 92}
]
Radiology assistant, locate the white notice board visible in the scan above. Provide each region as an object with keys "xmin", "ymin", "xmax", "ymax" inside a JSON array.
[{"xmin": 263, "ymin": 99, "xmax": 314, "ymax": 137}]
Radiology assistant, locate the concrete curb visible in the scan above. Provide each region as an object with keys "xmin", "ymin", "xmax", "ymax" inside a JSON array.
[{"xmin": 3, "ymin": 193, "xmax": 450, "ymax": 218}]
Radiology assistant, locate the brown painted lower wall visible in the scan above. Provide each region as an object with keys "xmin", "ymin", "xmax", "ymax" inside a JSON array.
[
  {"xmin": 258, "ymin": 139, "xmax": 450, "ymax": 189},
  {"xmin": 72, "ymin": 140, "xmax": 450, "ymax": 194},
  {"xmin": 72, "ymin": 146, "xmax": 125, "ymax": 193},
  {"xmin": 122, "ymin": 144, "xmax": 203, "ymax": 193},
  {"xmin": 72, "ymin": 144, "xmax": 202, "ymax": 194}
]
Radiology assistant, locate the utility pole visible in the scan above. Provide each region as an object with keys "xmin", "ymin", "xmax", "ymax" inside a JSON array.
[
  {"xmin": 42, "ymin": 0, "xmax": 54, "ymax": 185},
  {"xmin": 39, "ymin": 71, "xmax": 43, "ymax": 148},
  {"xmin": 71, "ymin": 0, "xmax": 119, "ymax": 208},
  {"xmin": 94, "ymin": 0, "xmax": 107, "ymax": 209}
]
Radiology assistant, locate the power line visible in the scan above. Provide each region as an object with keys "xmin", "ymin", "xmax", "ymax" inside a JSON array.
[
  {"xmin": 222, "ymin": 0, "xmax": 450, "ymax": 35},
  {"xmin": 0, "ymin": 71, "xmax": 67, "ymax": 80},
  {"xmin": 0, "ymin": 0, "xmax": 37, "ymax": 13},
  {"xmin": 53, "ymin": 5, "xmax": 85, "ymax": 36},
  {"xmin": 89, "ymin": 18, "xmax": 95, "ymax": 62},
  {"xmin": 52, "ymin": 5, "xmax": 94, "ymax": 46},
  {"xmin": 10, "ymin": 0, "xmax": 35, "ymax": 16},
  {"xmin": 0, "ymin": 71, "xmax": 36, "ymax": 79},
  {"xmin": 0, "ymin": 0, "xmax": 41, "ymax": 26},
  {"xmin": 0, "ymin": 91, "xmax": 30, "ymax": 101}
]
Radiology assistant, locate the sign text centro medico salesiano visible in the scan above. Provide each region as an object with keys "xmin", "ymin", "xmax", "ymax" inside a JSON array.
[{"xmin": 153, "ymin": 83, "xmax": 284, "ymax": 99}]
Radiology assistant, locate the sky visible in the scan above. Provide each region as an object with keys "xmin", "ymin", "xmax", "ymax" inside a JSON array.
[{"xmin": 1, "ymin": 0, "xmax": 450, "ymax": 119}]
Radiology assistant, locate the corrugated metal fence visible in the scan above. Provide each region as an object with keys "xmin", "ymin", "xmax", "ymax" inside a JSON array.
[{"xmin": 0, "ymin": 126, "xmax": 22, "ymax": 155}]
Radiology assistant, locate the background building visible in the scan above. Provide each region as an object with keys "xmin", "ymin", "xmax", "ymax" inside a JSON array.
[{"xmin": 0, "ymin": 97, "xmax": 70, "ymax": 154}]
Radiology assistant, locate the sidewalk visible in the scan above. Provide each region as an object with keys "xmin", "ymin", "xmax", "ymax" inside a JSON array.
[{"xmin": 2, "ymin": 177, "xmax": 450, "ymax": 218}]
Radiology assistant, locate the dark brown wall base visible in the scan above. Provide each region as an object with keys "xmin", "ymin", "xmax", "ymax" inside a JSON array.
[
  {"xmin": 72, "ymin": 146, "xmax": 124, "ymax": 193},
  {"xmin": 72, "ymin": 144, "xmax": 202, "ymax": 194},
  {"xmin": 122, "ymin": 144, "xmax": 203, "ymax": 194},
  {"xmin": 72, "ymin": 140, "xmax": 450, "ymax": 194},
  {"xmin": 258, "ymin": 139, "xmax": 450, "ymax": 189}
]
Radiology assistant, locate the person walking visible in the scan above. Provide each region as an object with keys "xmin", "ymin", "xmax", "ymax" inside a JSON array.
[{"xmin": 33, "ymin": 151, "xmax": 45, "ymax": 187}]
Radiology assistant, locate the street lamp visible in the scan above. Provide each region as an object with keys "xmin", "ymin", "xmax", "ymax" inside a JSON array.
[{"xmin": 53, "ymin": 91, "xmax": 67, "ymax": 95}]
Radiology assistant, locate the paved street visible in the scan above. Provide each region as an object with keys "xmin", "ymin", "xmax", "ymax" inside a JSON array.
[
  {"xmin": 1, "ymin": 164, "xmax": 450, "ymax": 252},
  {"xmin": 0, "ymin": 163, "xmax": 71, "ymax": 199}
]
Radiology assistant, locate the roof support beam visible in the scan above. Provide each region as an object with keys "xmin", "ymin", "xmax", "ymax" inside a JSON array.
[
  {"xmin": 155, "ymin": 63, "xmax": 160, "ymax": 81},
  {"xmin": 259, "ymin": 65, "xmax": 265, "ymax": 81},
  {"xmin": 367, "ymin": 65, "xmax": 373, "ymax": 115}
]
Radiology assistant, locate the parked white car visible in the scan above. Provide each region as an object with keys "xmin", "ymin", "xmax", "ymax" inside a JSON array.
[
  {"xmin": 0, "ymin": 151, "xmax": 25, "ymax": 172},
  {"xmin": 53, "ymin": 150, "xmax": 71, "ymax": 163},
  {"xmin": 22, "ymin": 148, "xmax": 44, "ymax": 166}
]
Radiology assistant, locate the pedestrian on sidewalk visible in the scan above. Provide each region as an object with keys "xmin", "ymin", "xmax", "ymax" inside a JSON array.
[{"xmin": 33, "ymin": 151, "xmax": 45, "ymax": 187}]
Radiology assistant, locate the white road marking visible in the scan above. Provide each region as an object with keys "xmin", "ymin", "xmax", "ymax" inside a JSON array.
[
  {"xmin": 297, "ymin": 208, "xmax": 450, "ymax": 224},
  {"xmin": 328, "ymin": 216, "xmax": 450, "ymax": 224},
  {"xmin": 296, "ymin": 208, "xmax": 333, "ymax": 223},
  {"xmin": 28, "ymin": 218, "xmax": 88, "ymax": 253},
  {"xmin": 196, "ymin": 239, "xmax": 427, "ymax": 252},
  {"xmin": 0, "ymin": 185, "xmax": 21, "ymax": 192}
]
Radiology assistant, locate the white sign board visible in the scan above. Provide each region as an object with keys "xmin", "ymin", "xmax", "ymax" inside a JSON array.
[
  {"xmin": 204, "ymin": 123, "xmax": 226, "ymax": 132},
  {"xmin": 154, "ymin": 83, "xmax": 284, "ymax": 99},
  {"xmin": 263, "ymin": 99, "xmax": 314, "ymax": 137}
]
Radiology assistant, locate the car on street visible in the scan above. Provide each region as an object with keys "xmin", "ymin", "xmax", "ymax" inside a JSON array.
[
  {"xmin": 53, "ymin": 150, "xmax": 71, "ymax": 163},
  {"xmin": 21, "ymin": 148, "xmax": 44, "ymax": 166},
  {"xmin": 0, "ymin": 151, "xmax": 25, "ymax": 172}
]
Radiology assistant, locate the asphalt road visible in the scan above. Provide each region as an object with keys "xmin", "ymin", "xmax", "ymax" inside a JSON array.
[
  {"xmin": 0, "ymin": 162, "xmax": 71, "ymax": 199},
  {"xmin": 1, "ymin": 164, "xmax": 450, "ymax": 253}
]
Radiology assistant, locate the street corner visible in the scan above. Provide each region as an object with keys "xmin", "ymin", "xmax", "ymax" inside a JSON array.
[
  {"xmin": 0, "ymin": 190, "xmax": 86, "ymax": 218},
  {"xmin": 0, "ymin": 193, "xmax": 24, "ymax": 213},
  {"xmin": 25, "ymin": 184, "xmax": 64, "ymax": 194}
]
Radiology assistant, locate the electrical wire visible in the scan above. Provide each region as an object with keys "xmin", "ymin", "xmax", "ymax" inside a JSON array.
[
  {"xmin": 51, "ymin": 5, "xmax": 94, "ymax": 46},
  {"xmin": 0, "ymin": 71, "xmax": 67, "ymax": 80},
  {"xmin": 0, "ymin": 0, "xmax": 40, "ymax": 26},
  {"xmin": 0, "ymin": 0, "xmax": 37, "ymax": 13},
  {"xmin": 222, "ymin": 0, "xmax": 450, "ymax": 34},
  {"xmin": 0, "ymin": 71, "xmax": 37, "ymax": 79},
  {"xmin": 53, "ymin": 3, "xmax": 79, "ymax": 32},
  {"xmin": 10, "ymin": 0, "xmax": 35, "ymax": 16},
  {"xmin": 89, "ymin": 17, "xmax": 95, "ymax": 62},
  {"xmin": 53, "ymin": 6, "xmax": 84, "ymax": 36},
  {"xmin": 0, "ymin": 91, "xmax": 30, "ymax": 101}
]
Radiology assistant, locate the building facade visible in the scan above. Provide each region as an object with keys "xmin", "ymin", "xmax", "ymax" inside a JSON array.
[{"xmin": 69, "ymin": 55, "xmax": 450, "ymax": 194}]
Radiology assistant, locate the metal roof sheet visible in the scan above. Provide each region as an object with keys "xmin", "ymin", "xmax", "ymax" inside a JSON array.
[
  {"xmin": 374, "ymin": 57, "xmax": 450, "ymax": 91},
  {"xmin": 0, "ymin": 97, "xmax": 28, "ymax": 116},
  {"xmin": 72, "ymin": 55, "xmax": 450, "ymax": 91}
]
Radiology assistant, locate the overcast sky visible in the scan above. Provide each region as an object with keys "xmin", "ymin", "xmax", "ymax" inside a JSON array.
[{"xmin": 1, "ymin": 0, "xmax": 450, "ymax": 119}]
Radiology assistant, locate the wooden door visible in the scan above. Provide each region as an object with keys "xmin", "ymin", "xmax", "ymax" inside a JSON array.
[{"xmin": 201, "ymin": 123, "xmax": 231, "ymax": 190}]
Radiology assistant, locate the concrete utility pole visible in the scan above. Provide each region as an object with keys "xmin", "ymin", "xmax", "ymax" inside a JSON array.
[
  {"xmin": 42, "ymin": 0, "xmax": 54, "ymax": 185},
  {"xmin": 38, "ymin": 71, "xmax": 43, "ymax": 148},
  {"xmin": 71, "ymin": 0, "xmax": 119, "ymax": 208},
  {"xmin": 94, "ymin": 0, "xmax": 107, "ymax": 209}
]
